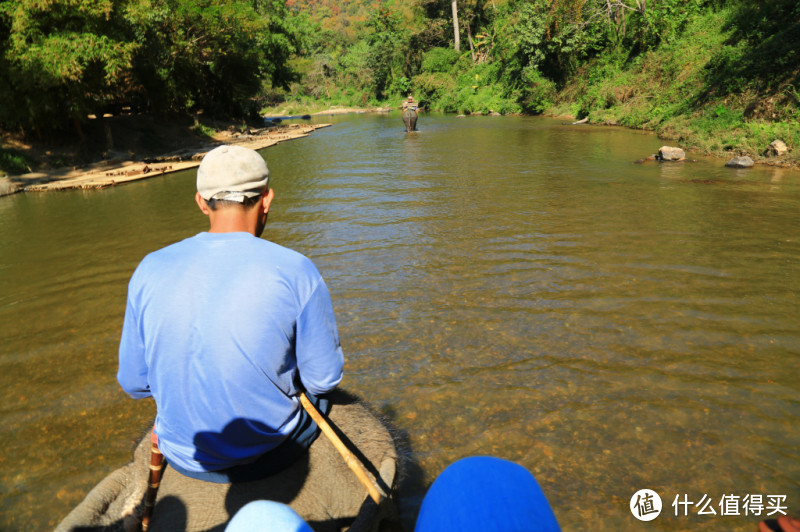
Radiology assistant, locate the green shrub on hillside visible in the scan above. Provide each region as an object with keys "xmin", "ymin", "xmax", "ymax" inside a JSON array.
[
  {"xmin": 0, "ymin": 148, "xmax": 33, "ymax": 176},
  {"xmin": 519, "ymin": 67, "xmax": 557, "ymax": 114},
  {"xmin": 339, "ymin": 41, "xmax": 375, "ymax": 90},
  {"xmin": 412, "ymin": 72, "xmax": 456, "ymax": 106},
  {"xmin": 420, "ymin": 47, "xmax": 460, "ymax": 73}
]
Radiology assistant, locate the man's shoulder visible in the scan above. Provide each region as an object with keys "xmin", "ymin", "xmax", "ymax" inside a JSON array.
[
  {"xmin": 256, "ymin": 239, "xmax": 321, "ymax": 275},
  {"xmin": 134, "ymin": 233, "xmax": 321, "ymax": 279},
  {"xmin": 138, "ymin": 234, "xmax": 202, "ymax": 261}
]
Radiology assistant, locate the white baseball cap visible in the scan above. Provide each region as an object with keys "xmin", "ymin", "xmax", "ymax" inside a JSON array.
[{"xmin": 197, "ymin": 145, "xmax": 269, "ymax": 202}]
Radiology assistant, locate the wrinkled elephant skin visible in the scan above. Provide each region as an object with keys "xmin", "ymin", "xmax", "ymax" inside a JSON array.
[{"xmin": 402, "ymin": 109, "xmax": 417, "ymax": 132}]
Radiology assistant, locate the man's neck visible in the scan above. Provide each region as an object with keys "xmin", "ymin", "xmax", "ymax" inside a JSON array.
[
  {"xmin": 196, "ymin": 190, "xmax": 270, "ymax": 238},
  {"xmin": 207, "ymin": 210, "xmax": 259, "ymax": 236}
]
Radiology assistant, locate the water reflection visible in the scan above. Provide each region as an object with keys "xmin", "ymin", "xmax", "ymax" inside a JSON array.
[{"xmin": 1, "ymin": 114, "xmax": 798, "ymax": 531}]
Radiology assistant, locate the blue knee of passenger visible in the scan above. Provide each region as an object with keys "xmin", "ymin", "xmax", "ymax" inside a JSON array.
[
  {"xmin": 414, "ymin": 456, "xmax": 561, "ymax": 532},
  {"xmin": 225, "ymin": 500, "xmax": 313, "ymax": 532}
]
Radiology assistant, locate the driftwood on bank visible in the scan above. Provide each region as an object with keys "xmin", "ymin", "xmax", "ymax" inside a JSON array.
[{"xmin": 4, "ymin": 123, "xmax": 331, "ymax": 196}]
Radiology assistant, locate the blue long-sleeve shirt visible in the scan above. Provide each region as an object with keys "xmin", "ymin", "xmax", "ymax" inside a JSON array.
[{"xmin": 118, "ymin": 232, "xmax": 344, "ymax": 473}]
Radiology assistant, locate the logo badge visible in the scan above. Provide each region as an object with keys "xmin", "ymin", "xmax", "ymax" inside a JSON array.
[{"xmin": 631, "ymin": 489, "xmax": 662, "ymax": 521}]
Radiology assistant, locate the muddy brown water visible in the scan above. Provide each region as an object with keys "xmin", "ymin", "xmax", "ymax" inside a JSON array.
[{"xmin": 1, "ymin": 113, "xmax": 798, "ymax": 531}]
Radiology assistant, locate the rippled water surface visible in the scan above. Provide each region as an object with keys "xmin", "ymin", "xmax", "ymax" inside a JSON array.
[{"xmin": 1, "ymin": 113, "xmax": 798, "ymax": 530}]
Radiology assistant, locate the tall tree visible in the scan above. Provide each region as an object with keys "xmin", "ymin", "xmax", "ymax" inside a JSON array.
[{"xmin": 451, "ymin": 0, "xmax": 460, "ymax": 51}]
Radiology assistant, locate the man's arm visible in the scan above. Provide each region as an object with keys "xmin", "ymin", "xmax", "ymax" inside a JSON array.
[
  {"xmin": 295, "ymin": 280, "xmax": 344, "ymax": 395},
  {"xmin": 117, "ymin": 291, "xmax": 152, "ymax": 399}
]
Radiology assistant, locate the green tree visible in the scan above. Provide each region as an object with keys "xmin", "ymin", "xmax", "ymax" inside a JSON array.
[
  {"xmin": 0, "ymin": 0, "xmax": 137, "ymax": 136},
  {"xmin": 125, "ymin": 0, "xmax": 301, "ymax": 117},
  {"xmin": 0, "ymin": 0, "xmax": 302, "ymax": 138},
  {"xmin": 493, "ymin": 0, "xmax": 605, "ymax": 88},
  {"xmin": 364, "ymin": 6, "xmax": 407, "ymax": 99}
]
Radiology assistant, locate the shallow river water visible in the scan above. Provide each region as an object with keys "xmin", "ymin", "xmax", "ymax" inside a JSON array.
[{"xmin": 1, "ymin": 113, "xmax": 798, "ymax": 530}]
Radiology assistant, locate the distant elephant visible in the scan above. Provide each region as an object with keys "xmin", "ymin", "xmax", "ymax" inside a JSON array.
[
  {"xmin": 56, "ymin": 390, "xmax": 400, "ymax": 532},
  {"xmin": 402, "ymin": 108, "xmax": 417, "ymax": 132}
]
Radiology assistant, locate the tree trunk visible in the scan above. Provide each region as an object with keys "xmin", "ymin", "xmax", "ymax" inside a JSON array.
[
  {"xmin": 73, "ymin": 117, "xmax": 88, "ymax": 159},
  {"xmin": 452, "ymin": 0, "xmax": 460, "ymax": 52},
  {"xmin": 73, "ymin": 117, "xmax": 84, "ymax": 143},
  {"xmin": 103, "ymin": 117, "xmax": 114, "ymax": 152}
]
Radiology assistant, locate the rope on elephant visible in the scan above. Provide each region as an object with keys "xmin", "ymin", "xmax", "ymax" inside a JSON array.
[{"xmin": 141, "ymin": 429, "xmax": 164, "ymax": 531}]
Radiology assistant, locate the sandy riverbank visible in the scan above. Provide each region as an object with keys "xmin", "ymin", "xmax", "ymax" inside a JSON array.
[
  {"xmin": 0, "ymin": 122, "xmax": 331, "ymax": 197},
  {"xmin": 262, "ymin": 106, "xmax": 393, "ymax": 119}
]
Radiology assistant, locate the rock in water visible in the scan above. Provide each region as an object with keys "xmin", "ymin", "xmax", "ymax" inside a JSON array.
[
  {"xmin": 725, "ymin": 156, "xmax": 755, "ymax": 168},
  {"xmin": 658, "ymin": 146, "xmax": 686, "ymax": 161}
]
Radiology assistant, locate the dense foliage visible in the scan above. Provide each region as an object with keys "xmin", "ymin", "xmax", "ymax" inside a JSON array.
[
  {"xmin": 274, "ymin": 0, "xmax": 797, "ymax": 160},
  {"xmin": 0, "ymin": 0, "xmax": 797, "ymax": 164},
  {"xmin": 0, "ymin": 0, "xmax": 301, "ymax": 137},
  {"xmin": 275, "ymin": 0, "xmax": 704, "ymax": 112}
]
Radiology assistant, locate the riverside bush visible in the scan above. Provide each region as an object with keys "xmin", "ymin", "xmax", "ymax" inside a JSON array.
[
  {"xmin": 519, "ymin": 67, "xmax": 557, "ymax": 114},
  {"xmin": 412, "ymin": 72, "xmax": 456, "ymax": 108},
  {"xmin": 0, "ymin": 148, "xmax": 33, "ymax": 176},
  {"xmin": 550, "ymin": 3, "xmax": 798, "ymax": 164},
  {"xmin": 420, "ymin": 47, "xmax": 460, "ymax": 73}
]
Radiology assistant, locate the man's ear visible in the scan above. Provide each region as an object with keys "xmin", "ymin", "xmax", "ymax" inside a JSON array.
[
  {"xmin": 262, "ymin": 188, "xmax": 275, "ymax": 214},
  {"xmin": 195, "ymin": 192, "xmax": 211, "ymax": 215}
]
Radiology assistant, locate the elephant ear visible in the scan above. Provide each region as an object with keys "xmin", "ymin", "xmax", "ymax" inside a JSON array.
[
  {"xmin": 347, "ymin": 457, "xmax": 400, "ymax": 532},
  {"xmin": 56, "ymin": 438, "xmax": 151, "ymax": 532}
]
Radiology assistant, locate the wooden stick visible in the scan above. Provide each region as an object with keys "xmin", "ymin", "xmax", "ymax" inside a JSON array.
[
  {"xmin": 299, "ymin": 392, "xmax": 384, "ymax": 505},
  {"xmin": 141, "ymin": 430, "xmax": 164, "ymax": 531}
]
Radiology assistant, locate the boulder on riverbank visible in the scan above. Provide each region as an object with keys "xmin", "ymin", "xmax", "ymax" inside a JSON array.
[
  {"xmin": 766, "ymin": 139, "xmax": 788, "ymax": 158},
  {"xmin": 0, "ymin": 177, "xmax": 20, "ymax": 196},
  {"xmin": 725, "ymin": 156, "xmax": 755, "ymax": 168}
]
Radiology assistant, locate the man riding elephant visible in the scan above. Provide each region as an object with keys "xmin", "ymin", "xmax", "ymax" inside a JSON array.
[
  {"xmin": 117, "ymin": 144, "xmax": 345, "ymax": 484},
  {"xmin": 56, "ymin": 389, "xmax": 399, "ymax": 531},
  {"xmin": 401, "ymin": 95, "xmax": 418, "ymax": 132}
]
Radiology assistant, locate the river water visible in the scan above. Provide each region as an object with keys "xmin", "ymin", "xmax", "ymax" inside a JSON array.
[{"xmin": 1, "ymin": 113, "xmax": 798, "ymax": 531}]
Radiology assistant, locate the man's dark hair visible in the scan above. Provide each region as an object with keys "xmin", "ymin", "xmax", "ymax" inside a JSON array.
[{"xmin": 207, "ymin": 195, "xmax": 262, "ymax": 211}]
